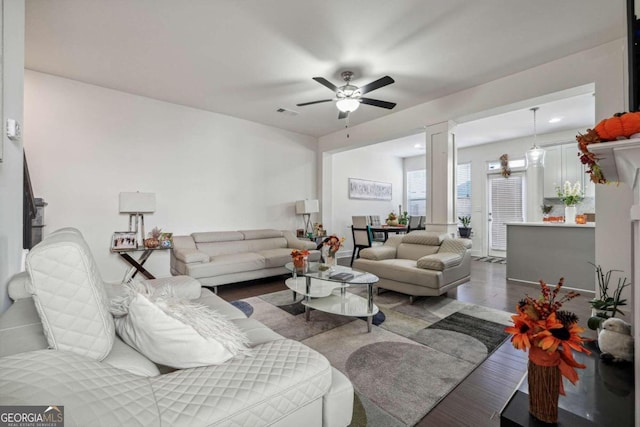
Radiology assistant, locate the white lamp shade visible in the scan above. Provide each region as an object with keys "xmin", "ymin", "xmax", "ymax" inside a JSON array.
[
  {"xmin": 525, "ymin": 147, "xmax": 546, "ymax": 168},
  {"xmin": 295, "ymin": 199, "xmax": 319, "ymax": 214},
  {"xmin": 119, "ymin": 192, "xmax": 156, "ymax": 213},
  {"xmin": 336, "ymin": 98, "xmax": 360, "ymax": 113}
]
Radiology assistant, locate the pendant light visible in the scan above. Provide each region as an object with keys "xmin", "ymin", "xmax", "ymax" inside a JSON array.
[{"xmin": 525, "ymin": 107, "xmax": 545, "ymax": 168}]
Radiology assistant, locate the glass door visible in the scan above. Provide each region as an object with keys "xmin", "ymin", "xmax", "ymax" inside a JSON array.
[{"xmin": 487, "ymin": 172, "xmax": 524, "ymax": 257}]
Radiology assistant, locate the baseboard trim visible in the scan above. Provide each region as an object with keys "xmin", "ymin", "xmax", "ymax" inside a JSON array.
[{"xmin": 507, "ymin": 277, "xmax": 595, "ymax": 294}]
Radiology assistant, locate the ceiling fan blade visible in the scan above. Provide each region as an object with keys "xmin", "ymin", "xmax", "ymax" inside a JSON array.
[
  {"xmin": 296, "ymin": 99, "xmax": 334, "ymax": 107},
  {"xmin": 338, "ymin": 110, "xmax": 349, "ymax": 120},
  {"xmin": 360, "ymin": 97, "xmax": 396, "ymax": 109},
  {"xmin": 359, "ymin": 76, "xmax": 394, "ymax": 95},
  {"xmin": 312, "ymin": 77, "xmax": 339, "ymax": 92}
]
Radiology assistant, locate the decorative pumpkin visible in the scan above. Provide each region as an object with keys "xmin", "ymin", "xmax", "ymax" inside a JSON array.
[
  {"xmin": 144, "ymin": 237, "xmax": 160, "ymax": 248},
  {"xmin": 593, "ymin": 112, "xmax": 640, "ymax": 141}
]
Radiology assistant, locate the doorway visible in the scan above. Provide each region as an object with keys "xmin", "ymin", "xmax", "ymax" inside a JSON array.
[{"xmin": 487, "ymin": 172, "xmax": 525, "ymax": 257}]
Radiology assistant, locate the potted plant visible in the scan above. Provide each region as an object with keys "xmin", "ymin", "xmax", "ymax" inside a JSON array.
[
  {"xmin": 458, "ymin": 216, "xmax": 472, "ymax": 238},
  {"xmin": 587, "ymin": 264, "xmax": 630, "ymax": 330},
  {"xmin": 398, "ymin": 211, "xmax": 409, "ymax": 225}
]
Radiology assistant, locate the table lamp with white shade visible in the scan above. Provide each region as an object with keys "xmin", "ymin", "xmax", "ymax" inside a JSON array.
[
  {"xmin": 119, "ymin": 192, "xmax": 155, "ymax": 247},
  {"xmin": 296, "ymin": 199, "xmax": 319, "ymax": 237}
]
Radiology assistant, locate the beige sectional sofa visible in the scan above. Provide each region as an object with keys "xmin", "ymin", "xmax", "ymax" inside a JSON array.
[
  {"xmin": 353, "ymin": 231, "xmax": 471, "ymax": 302},
  {"xmin": 170, "ymin": 229, "xmax": 320, "ymax": 290},
  {"xmin": 0, "ymin": 228, "xmax": 353, "ymax": 426}
]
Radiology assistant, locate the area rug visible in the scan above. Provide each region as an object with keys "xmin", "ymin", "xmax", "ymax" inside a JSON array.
[
  {"xmin": 237, "ymin": 288, "xmax": 513, "ymax": 426},
  {"xmin": 472, "ymin": 256, "xmax": 507, "ymax": 264}
]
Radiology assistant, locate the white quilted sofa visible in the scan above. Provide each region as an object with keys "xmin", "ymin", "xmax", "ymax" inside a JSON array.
[
  {"xmin": 353, "ymin": 231, "xmax": 472, "ymax": 302},
  {"xmin": 0, "ymin": 228, "xmax": 353, "ymax": 426},
  {"xmin": 170, "ymin": 229, "xmax": 321, "ymax": 291}
]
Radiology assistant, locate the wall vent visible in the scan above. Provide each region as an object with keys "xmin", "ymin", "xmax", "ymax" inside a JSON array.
[{"xmin": 276, "ymin": 108, "xmax": 299, "ymax": 116}]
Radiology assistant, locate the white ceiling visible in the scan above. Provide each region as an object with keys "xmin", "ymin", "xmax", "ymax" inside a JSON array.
[
  {"xmin": 369, "ymin": 90, "xmax": 596, "ymax": 157},
  {"xmin": 25, "ymin": 1, "xmax": 624, "ymax": 138}
]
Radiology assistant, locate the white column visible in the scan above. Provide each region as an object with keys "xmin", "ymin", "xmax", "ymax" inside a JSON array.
[
  {"xmin": 526, "ymin": 164, "xmax": 544, "ymax": 222},
  {"xmin": 631, "ymin": 205, "xmax": 639, "ymax": 426},
  {"xmin": 424, "ymin": 121, "xmax": 458, "ymax": 236}
]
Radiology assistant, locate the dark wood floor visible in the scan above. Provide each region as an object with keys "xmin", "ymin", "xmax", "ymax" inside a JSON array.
[{"xmin": 215, "ymin": 259, "xmax": 597, "ymax": 427}]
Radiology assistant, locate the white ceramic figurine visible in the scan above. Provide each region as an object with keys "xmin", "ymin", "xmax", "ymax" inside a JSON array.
[{"xmin": 598, "ymin": 318, "xmax": 634, "ymax": 363}]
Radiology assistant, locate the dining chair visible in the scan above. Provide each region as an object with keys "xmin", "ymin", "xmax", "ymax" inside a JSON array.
[
  {"xmin": 351, "ymin": 216, "xmax": 372, "ymax": 266},
  {"xmin": 367, "ymin": 215, "xmax": 386, "ymax": 242},
  {"xmin": 407, "ymin": 215, "xmax": 422, "ymax": 232}
]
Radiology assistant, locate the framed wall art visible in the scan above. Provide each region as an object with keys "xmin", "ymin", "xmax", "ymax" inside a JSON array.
[{"xmin": 348, "ymin": 178, "xmax": 392, "ymax": 200}]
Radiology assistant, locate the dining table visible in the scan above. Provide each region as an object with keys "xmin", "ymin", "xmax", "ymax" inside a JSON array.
[{"xmin": 366, "ymin": 225, "xmax": 408, "ymax": 242}]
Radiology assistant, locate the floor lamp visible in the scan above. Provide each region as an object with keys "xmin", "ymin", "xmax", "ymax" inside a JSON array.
[
  {"xmin": 296, "ymin": 199, "xmax": 319, "ymax": 237},
  {"xmin": 119, "ymin": 192, "xmax": 156, "ymax": 247}
]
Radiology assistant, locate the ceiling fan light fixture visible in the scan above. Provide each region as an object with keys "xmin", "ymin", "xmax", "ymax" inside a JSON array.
[{"xmin": 336, "ymin": 98, "xmax": 360, "ymax": 113}]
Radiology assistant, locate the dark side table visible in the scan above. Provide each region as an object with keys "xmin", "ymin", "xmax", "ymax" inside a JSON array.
[
  {"xmin": 500, "ymin": 341, "xmax": 634, "ymax": 426},
  {"xmin": 113, "ymin": 246, "xmax": 171, "ymax": 281}
]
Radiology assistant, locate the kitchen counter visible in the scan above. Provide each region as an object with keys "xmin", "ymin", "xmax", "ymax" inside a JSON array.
[
  {"xmin": 506, "ymin": 221, "xmax": 595, "ymax": 228},
  {"xmin": 506, "ymin": 223, "xmax": 595, "ymax": 292}
]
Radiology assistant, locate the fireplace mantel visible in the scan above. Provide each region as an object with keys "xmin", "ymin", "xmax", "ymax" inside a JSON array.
[
  {"xmin": 588, "ymin": 137, "xmax": 639, "ymax": 424},
  {"xmin": 589, "ymin": 137, "xmax": 640, "ymax": 197}
]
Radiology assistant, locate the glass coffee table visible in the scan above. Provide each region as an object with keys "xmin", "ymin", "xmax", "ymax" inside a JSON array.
[{"xmin": 284, "ymin": 262, "xmax": 379, "ymax": 332}]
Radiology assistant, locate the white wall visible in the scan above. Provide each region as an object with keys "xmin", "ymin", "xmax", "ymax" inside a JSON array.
[
  {"xmin": 330, "ymin": 147, "xmax": 403, "ymax": 257},
  {"xmin": 24, "ymin": 71, "xmax": 318, "ymax": 283},
  {"xmin": 0, "ymin": 1, "xmax": 25, "ymax": 313},
  {"xmin": 457, "ymin": 129, "xmax": 582, "ymax": 256}
]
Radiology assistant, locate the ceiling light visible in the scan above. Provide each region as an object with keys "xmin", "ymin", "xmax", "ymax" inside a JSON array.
[
  {"xmin": 548, "ymin": 117, "xmax": 562, "ymax": 123},
  {"xmin": 336, "ymin": 98, "xmax": 360, "ymax": 113},
  {"xmin": 525, "ymin": 107, "xmax": 545, "ymax": 168},
  {"xmin": 414, "ymin": 144, "xmax": 424, "ymax": 149}
]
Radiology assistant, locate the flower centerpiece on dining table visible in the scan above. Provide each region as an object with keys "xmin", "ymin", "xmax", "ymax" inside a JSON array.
[
  {"xmin": 505, "ymin": 278, "xmax": 590, "ymax": 423},
  {"xmin": 290, "ymin": 249, "xmax": 309, "ymax": 273},
  {"xmin": 556, "ymin": 181, "xmax": 583, "ymax": 224},
  {"xmin": 386, "ymin": 211, "xmax": 399, "ymax": 226},
  {"xmin": 322, "ymin": 235, "xmax": 345, "ymax": 268}
]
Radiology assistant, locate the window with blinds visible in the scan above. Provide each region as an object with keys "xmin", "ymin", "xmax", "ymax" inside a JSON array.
[
  {"xmin": 456, "ymin": 162, "xmax": 472, "ymax": 220},
  {"xmin": 407, "ymin": 169, "xmax": 426, "ymax": 216},
  {"xmin": 489, "ymin": 174, "xmax": 524, "ymax": 251}
]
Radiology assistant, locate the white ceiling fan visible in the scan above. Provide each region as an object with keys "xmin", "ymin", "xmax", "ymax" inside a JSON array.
[{"xmin": 297, "ymin": 71, "xmax": 396, "ymax": 119}]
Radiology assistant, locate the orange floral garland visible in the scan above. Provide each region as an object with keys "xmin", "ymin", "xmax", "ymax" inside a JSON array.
[{"xmin": 576, "ymin": 112, "xmax": 640, "ymax": 184}]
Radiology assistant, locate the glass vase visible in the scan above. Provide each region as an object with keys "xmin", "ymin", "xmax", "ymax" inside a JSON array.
[
  {"xmin": 321, "ymin": 246, "xmax": 336, "ymax": 272},
  {"xmin": 293, "ymin": 256, "xmax": 308, "ymax": 274}
]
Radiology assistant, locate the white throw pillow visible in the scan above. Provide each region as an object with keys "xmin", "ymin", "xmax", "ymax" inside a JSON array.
[{"xmin": 111, "ymin": 282, "xmax": 252, "ymax": 369}]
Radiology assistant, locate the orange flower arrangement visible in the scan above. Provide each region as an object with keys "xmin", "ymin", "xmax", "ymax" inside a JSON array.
[
  {"xmin": 324, "ymin": 235, "xmax": 345, "ymax": 258},
  {"xmin": 290, "ymin": 249, "xmax": 309, "ymax": 268},
  {"xmin": 505, "ymin": 278, "xmax": 590, "ymax": 395}
]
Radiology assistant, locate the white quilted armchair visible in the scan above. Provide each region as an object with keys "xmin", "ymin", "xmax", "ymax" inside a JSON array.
[{"xmin": 0, "ymin": 228, "xmax": 353, "ymax": 426}]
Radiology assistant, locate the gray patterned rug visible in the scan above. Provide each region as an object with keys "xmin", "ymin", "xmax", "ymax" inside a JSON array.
[{"xmin": 238, "ymin": 289, "xmax": 513, "ymax": 426}]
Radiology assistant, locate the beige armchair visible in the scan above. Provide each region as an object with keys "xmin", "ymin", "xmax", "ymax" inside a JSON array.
[{"xmin": 353, "ymin": 231, "xmax": 471, "ymax": 302}]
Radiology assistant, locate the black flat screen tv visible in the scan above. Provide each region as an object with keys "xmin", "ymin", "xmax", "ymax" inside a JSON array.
[{"xmin": 628, "ymin": 0, "xmax": 640, "ymax": 111}]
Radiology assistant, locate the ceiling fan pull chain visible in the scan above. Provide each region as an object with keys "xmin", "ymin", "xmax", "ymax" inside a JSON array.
[{"xmin": 345, "ymin": 116, "xmax": 350, "ymax": 138}]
